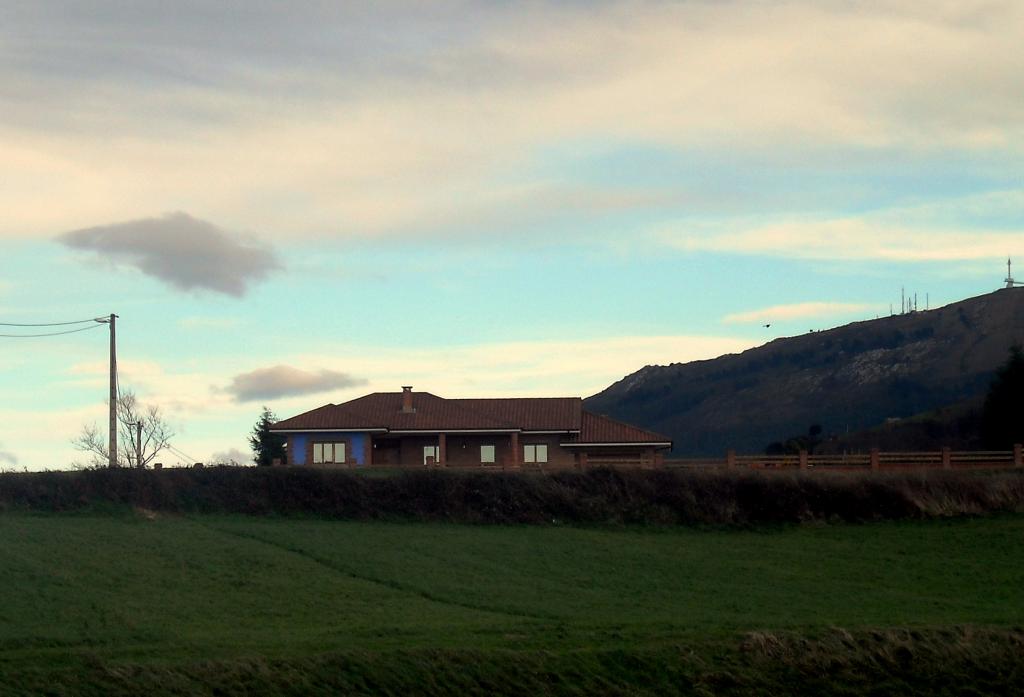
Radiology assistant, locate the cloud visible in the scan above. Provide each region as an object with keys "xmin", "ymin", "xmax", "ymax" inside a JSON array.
[
  {"xmin": 656, "ymin": 187, "xmax": 1024, "ymax": 262},
  {"xmin": 209, "ymin": 447, "xmax": 252, "ymax": 466},
  {"xmin": 723, "ymin": 302, "xmax": 876, "ymax": 324},
  {"xmin": 284, "ymin": 334, "xmax": 758, "ymax": 400},
  {"xmin": 57, "ymin": 212, "xmax": 282, "ymax": 296},
  {"xmin": 226, "ymin": 365, "xmax": 368, "ymax": 402},
  {"xmin": 0, "ymin": 445, "xmax": 16, "ymax": 466},
  {"xmin": 2, "ymin": 3, "xmax": 1023, "ymax": 242},
  {"xmin": 660, "ymin": 217, "xmax": 1024, "ymax": 262}
]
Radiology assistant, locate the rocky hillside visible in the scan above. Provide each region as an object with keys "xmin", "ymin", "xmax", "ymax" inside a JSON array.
[{"xmin": 585, "ymin": 288, "xmax": 1024, "ymax": 455}]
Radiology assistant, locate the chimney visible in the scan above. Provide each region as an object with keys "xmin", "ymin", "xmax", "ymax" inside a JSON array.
[{"xmin": 401, "ymin": 386, "xmax": 415, "ymax": 413}]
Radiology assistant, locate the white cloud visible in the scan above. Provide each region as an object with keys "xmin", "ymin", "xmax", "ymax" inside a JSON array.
[
  {"xmin": 659, "ymin": 217, "xmax": 1024, "ymax": 262},
  {"xmin": 0, "ymin": 404, "xmax": 113, "ymax": 471},
  {"xmin": 66, "ymin": 359, "xmax": 233, "ymax": 416},
  {"xmin": 281, "ymin": 334, "xmax": 757, "ymax": 402},
  {"xmin": 658, "ymin": 189, "xmax": 1024, "ymax": 262},
  {"xmin": 209, "ymin": 447, "xmax": 253, "ymax": 466},
  {"xmin": 723, "ymin": 302, "xmax": 876, "ymax": 324},
  {"xmin": 1, "ymin": 2, "xmax": 1022, "ymax": 241},
  {"xmin": 0, "ymin": 362, "xmax": 255, "ymax": 471}
]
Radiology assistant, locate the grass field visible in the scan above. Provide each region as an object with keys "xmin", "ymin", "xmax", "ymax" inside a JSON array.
[{"xmin": 2, "ymin": 512, "xmax": 1023, "ymax": 694}]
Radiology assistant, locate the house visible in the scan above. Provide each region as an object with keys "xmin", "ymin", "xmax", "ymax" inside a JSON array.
[{"xmin": 269, "ymin": 386, "xmax": 672, "ymax": 469}]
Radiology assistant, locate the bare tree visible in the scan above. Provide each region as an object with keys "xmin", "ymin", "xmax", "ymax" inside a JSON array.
[{"xmin": 73, "ymin": 390, "xmax": 174, "ymax": 468}]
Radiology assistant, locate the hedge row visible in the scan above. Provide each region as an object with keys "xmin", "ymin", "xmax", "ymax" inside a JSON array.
[{"xmin": 3, "ymin": 466, "xmax": 1024, "ymax": 524}]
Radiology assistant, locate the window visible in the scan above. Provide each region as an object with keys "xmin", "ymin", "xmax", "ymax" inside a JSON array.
[
  {"xmin": 480, "ymin": 445, "xmax": 495, "ymax": 464},
  {"xmin": 423, "ymin": 445, "xmax": 440, "ymax": 465},
  {"xmin": 313, "ymin": 442, "xmax": 346, "ymax": 464},
  {"xmin": 523, "ymin": 444, "xmax": 548, "ymax": 464}
]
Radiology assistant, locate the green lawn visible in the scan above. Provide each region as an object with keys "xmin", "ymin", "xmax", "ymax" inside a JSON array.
[
  {"xmin": 2, "ymin": 513, "xmax": 1024, "ymax": 694},
  {"xmin": 2, "ymin": 513, "xmax": 1023, "ymax": 661}
]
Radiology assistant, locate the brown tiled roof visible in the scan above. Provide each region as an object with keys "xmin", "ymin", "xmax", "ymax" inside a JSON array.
[
  {"xmin": 271, "ymin": 390, "xmax": 668, "ymax": 446},
  {"xmin": 269, "ymin": 402, "xmax": 375, "ymax": 431},
  {"xmin": 575, "ymin": 411, "xmax": 672, "ymax": 444},
  {"xmin": 452, "ymin": 398, "xmax": 581, "ymax": 431},
  {"xmin": 272, "ymin": 392, "xmax": 517, "ymax": 432},
  {"xmin": 338, "ymin": 392, "xmax": 516, "ymax": 431}
]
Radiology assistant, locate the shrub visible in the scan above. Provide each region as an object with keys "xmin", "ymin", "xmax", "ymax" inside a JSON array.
[{"xmin": 2, "ymin": 467, "xmax": 1023, "ymax": 525}]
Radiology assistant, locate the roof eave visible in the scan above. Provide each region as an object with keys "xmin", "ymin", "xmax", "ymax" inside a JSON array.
[
  {"xmin": 387, "ymin": 428, "xmax": 521, "ymax": 435},
  {"xmin": 564, "ymin": 441, "xmax": 673, "ymax": 448},
  {"xmin": 270, "ymin": 427, "xmax": 389, "ymax": 434}
]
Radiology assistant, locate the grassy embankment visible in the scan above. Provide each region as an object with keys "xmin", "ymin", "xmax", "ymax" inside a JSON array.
[{"xmin": 1, "ymin": 508, "xmax": 1023, "ymax": 695}]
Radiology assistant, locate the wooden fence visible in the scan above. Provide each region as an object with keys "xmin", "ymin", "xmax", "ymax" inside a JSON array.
[
  {"xmin": 664, "ymin": 445, "xmax": 1024, "ymax": 472},
  {"xmin": 301, "ymin": 447, "xmax": 1023, "ymax": 473}
]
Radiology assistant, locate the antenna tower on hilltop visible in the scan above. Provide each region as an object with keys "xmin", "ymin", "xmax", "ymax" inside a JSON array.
[{"xmin": 1006, "ymin": 257, "xmax": 1022, "ymax": 288}]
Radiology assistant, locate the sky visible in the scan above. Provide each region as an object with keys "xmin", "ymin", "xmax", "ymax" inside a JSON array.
[{"xmin": 2, "ymin": 1, "xmax": 1023, "ymax": 469}]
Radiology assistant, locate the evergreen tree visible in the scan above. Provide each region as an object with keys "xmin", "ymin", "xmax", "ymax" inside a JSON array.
[
  {"xmin": 981, "ymin": 345, "xmax": 1024, "ymax": 448},
  {"xmin": 249, "ymin": 406, "xmax": 286, "ymax": 466},
  {"xmin": 765, "ymin": 423, "xmax": 824, "ymax": 455}
]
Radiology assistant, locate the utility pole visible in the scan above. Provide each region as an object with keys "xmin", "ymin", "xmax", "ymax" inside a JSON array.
[
  {"xmin": 108, "ymin": 313, "xmax": 118, "ymax": 468},
  {"xmin": 135, "ymin": 420, "xmax": 143, "ymax": 469}
]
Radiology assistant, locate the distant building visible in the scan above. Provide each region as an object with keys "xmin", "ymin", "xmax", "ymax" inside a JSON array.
[{"xmin": 270, "ymin": 386, "xmax": 671, "ymax": 469}]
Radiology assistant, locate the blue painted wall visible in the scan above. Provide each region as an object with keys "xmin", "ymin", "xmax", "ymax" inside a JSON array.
[
  {"xmin": 291, "ymin": 435, "xmax": 308, "ymax": 465},
  {"xmin": 350, "ymin": 433, "xmax": 367, "ymax": 465},
  {"xmin": 291, "ymin": 433, "xmax": 367, "ymax": 466}
]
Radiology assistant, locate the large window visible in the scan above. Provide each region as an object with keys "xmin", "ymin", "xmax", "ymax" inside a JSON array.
[
  {"xmin": 523, "ymin": 444, "xmax": 548, "ymax": 464},
  {"xmin": 480, "ymin": 444, "xmax": 495, "ymax": 464},
  {"xmin": 423, "ymin": 445, "xmax": 440, "ymax": 465},
  {"xmin": 313, "ymin": 442, "xmax": 346, "ymax": 464}
]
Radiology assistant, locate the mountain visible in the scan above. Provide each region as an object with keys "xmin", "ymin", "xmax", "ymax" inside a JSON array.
[{"xmin": 585, "ymin": 287, "xmax": 1024, "ymax": 455}]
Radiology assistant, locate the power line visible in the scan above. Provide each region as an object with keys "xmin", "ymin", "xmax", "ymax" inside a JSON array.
[
  {"xmin": 166, "ymin": 443, "xmax": 198, "ymax": 464},
  {"xmin": 169, "ymin": 445, "xmax": 196, "ymax": 462},
  {"xmin": 0, "ymin": 317, "xmax": 106, "ymax": 327},
  {"xmin": 0, "ymin": 323, "xmax": 106, "ymax": 338}
]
